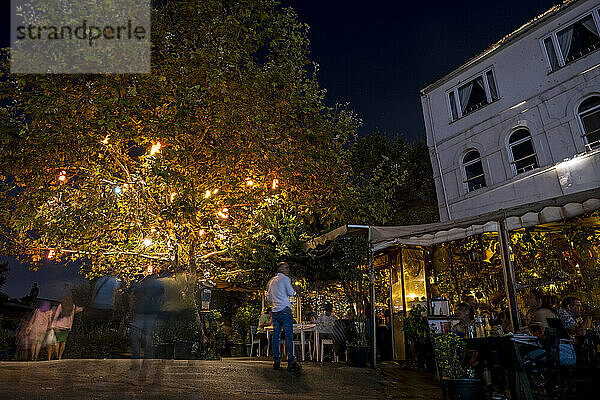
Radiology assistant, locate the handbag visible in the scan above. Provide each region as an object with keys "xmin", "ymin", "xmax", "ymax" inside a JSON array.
[{"xmin": 44, "ymin": 329, "xmax": 57, "ymax": 346}]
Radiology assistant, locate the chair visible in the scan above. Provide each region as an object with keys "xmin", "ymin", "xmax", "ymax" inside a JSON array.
[
  {"xmin": 320, "ymin": 338, "xmax": 338, "ymax": 363},
  {"xmin": 293, "ymin": 337, "xmax": 313, "ymax": 361},
  {"xmin": 249, "ymin": 326, "xmax": 261, "ymax": 357}
]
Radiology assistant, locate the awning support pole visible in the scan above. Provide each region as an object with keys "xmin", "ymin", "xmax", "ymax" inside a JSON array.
[
  {"xmin": 368, "ymin": 227, "xmax": 377, "ymax": 368},
  {"xmin": 498, "ymin": 219, "xmax": 520, "ymax": 332}
]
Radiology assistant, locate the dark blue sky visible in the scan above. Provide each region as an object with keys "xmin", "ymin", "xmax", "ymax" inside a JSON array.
[{"xmin": 0, "ymin": 0, "xmax": 560, "ymax": 296}]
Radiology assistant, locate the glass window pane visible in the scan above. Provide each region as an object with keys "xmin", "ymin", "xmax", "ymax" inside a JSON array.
[
  {"xmin": 449, "ymin": 92, "xmax": 458, "ymax": 120},
  {"xmin": 467, "ymin": 174, "xmax": 486, "ymax": 192},
  {"xmin": 578, "ymin": 96, "xmax": 600, "ymax": 113},
  {"xmin": 463, "ymin": 150, "xmax": 480, "ymax": 163},
  {"xmin": 465, "ymin": 162, "xmax": 484, "ymax": 180},
  {"xmin": 544, "ymin": 37, "xmax": 561, "ymax": 71},
  {"xmin": 515, "ymin": 155, "xmax": 539, "ymax": 174},
  {"xmin": 511, "ymin": 140, "xmax": 535, "ymax": 162},
  {"xmin": 486, "ymin": 71, "xmax": 499, "ymax": 101},
  {"xmin": 558, "ymin": 16, "xmax": 600, "ymax": 64},
  {"xmin": 509, "ymin": 129, "xmax": 531, "ymax": 144},
  {"xmin": 460, "ymin": 77, "xmax": 488, "ymax": 115}
]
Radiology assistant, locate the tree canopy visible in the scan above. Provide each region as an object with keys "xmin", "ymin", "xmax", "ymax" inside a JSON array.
[{"xmin": 0, "ymin": 0, "xmax": 358, "ymax": 281}]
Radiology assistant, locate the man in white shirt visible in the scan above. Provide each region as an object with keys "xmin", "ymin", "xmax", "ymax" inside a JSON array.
[{"xmin": 266, "ymin": 262, "xmax": 301, "ymax": 374}]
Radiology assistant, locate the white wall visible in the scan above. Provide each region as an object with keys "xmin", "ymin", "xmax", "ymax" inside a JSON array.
[{"xmin": 421, "ymin": 0, "xmax": 600, "ymax": 221}]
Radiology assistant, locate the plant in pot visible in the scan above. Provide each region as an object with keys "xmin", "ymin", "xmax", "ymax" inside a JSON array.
[
  {"xmin": 402, "ymin": 304, "xmax": 431, "ymax": 370},
  {"xmin": 433, "ymin": 332, "xmax": 481, "ymax": 400},
  {"xmin": 231, "ymin": 303, "xmax": 260, "ymax": 357}
]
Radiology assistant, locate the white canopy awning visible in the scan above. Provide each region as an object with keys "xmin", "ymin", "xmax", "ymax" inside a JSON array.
[{"xmin": 306, "ymin": 189, "xmax": 600, "ymax": 253}]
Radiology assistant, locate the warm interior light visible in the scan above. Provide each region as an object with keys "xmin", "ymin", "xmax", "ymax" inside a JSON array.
[
  {"xmin": 272, "ymin": 178, "xmax": 279, "ymax": 190},
  {"xmin": 150, "ymin": 141, "xmax": 162, "ymax": 156}
]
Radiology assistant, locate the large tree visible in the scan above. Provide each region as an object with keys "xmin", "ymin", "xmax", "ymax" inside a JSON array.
[{"xmin": 0, "ymin": 0, "xmax": 358, "ymax": 281}]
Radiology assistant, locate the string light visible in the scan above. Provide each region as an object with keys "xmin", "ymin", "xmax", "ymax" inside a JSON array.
[
  {"xmin": 47, "ymin": 249, "xmax": 55, "ymax": 259},
  {"xmin": 170, "ymin": 192, "xmax": 177, "ymax": 202},
  {"xmin": 246, "ymin": 178, "xmax": 254, "ymax": 186},
  {"xmin": 199, "ymin": 229, "xmax": 205, "ymax": 236},
  {"xmin": 143, "ymin": 238, "xmax": 153, "ymax": 247},
  {"xmin": 150, "ymin": 141, "xmax": 162, "ymax": 156},
  {"xmin": 212, "ymin": 189, "xmax": 219, "ymax": 195},
  {"xmin": 146, "ymin": 264, "xmax": 153, "ymax": 274},
  {"xmin": 58, "ymin": 170, "xmax": 67, "ymax": 182},
  {"xmin": 205, "ymin": 190, "xmax": 211, "ymax": 199},
  {"xmin": 113, "ymin": 186, "xmax": 122, "ymax": 195},
  {"xmin": 101, "ymin": 135, "xmax": 110, "ymax": 144},
  {"xmin": 272, "ymin": 178, "xmax": 279, "ymax": 190},
  {"xmin": 217, "ymin": 208, "xmax": 229, "ymax": 219}
]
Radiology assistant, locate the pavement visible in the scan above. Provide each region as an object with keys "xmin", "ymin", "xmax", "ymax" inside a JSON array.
[{"xmin": 0, "ymin": 358, "xmax": 442, "ymax": 400}]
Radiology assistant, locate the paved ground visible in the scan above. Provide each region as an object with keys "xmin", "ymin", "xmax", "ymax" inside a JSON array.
[{"xmin": 0, "ymin": 358, "xmax": 442, "ymax": 400}]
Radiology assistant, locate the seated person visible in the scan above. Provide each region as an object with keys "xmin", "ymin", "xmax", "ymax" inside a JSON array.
[
  {"xmin": 526, "ymin": 290, "xmax": 556, "ymax": 329},
  {"xmin": 317, "ymin": 303, "xmax": 338, "ymax": 335},
  {"xmin": 452, "ymin": 303, "xmax": 474, "ymax": 338},
  {"xmin": 303, "ymin": 305, "xmax": 317, "ymax": 323},
  {"xmin": 256, "ymin": 307, "xmax": 272, "ymax": 353},
  {"xmin": 557, "ymin": 296, "xmax": 592, "ymax": 337}
]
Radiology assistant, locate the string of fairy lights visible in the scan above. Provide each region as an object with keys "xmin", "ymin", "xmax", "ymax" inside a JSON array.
[{"xmin": 39, "ymin": 138, "xmax": 283, "ymax": 268}]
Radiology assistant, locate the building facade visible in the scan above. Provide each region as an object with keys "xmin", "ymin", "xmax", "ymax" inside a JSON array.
[{"xmin": 421, "ymin": 0, "xmax": 600, "ymax": 222}]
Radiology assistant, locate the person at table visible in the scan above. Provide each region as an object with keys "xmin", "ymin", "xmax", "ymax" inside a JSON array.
[
  {"xmin": 317, "ymin": 303, "xmax": 337, "ymax": 334},
  {"xmin": 557, "ymin": 296, "xmax": 592, "ymax": 337},
  {"xmin": 526, "ymin": 290, "xmax": 556, "ymax": 329},
  {"xmin": 303, "ymin": 304, "xmax": 317, "ymax": 323},
  {"xmin": 266, "ymin": 262, "xmax": 301, "ymax": 374},
  {"xmin": 256, "ymin": 307, "xmax": 272, "ymax": 354},
  {"xmin": 452, "ymin": 303, "xmax": 474, "ymax": 338}
]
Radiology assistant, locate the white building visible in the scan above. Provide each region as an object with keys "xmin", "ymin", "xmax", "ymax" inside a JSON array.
[{"xmin": 421, "ymin": 0, "xmax": 600, "ymax": 222}]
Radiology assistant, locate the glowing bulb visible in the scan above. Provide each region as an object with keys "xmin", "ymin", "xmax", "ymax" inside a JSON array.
[
  {"xmin": 199, "ymin": 229, "xmax": 205, "ymax": 236},
  {"xmin": 143, "ymin": 238, "xmax": 152, "ymax": 247},
  {"xmin": 213, "ymin": 189, "xmax": 219, "ymax": 195},
  {"xmin": 246, "ymin": 178, "xmax": 254, "ymax": 186},
  {"xmin": 272, "ymin": 179, "xmax": 279, "ymax": 190},
  {"xmin": 146, "ymin": 264, "xmax": 153, "ymax": 274},
  {"xmin": 113, "ymin": 186, "xmax": 122, "ymax": 195},
  {"xmin": 205, "ymin": 190, "xmax": 211, "ymax": 199},
  {"xmin": 58, "ymin": 170, "xmax": 67, "ymax": 182},
  {"xmin": 217, "ymin": 208, "xmax": 229, "ymax": 219},
  {"xmin": 150, "ymin": 227, "xmax": 157, "ymax": 233},
  {"xmin": 150, "ymin": 141, "xmax": 162, "ymax": 156},
  {"xmin": 170, "ymin": 192, "xmax": 177, "ymax": 202},
  {"xmin": 101, "ymin": 135, "xmax": 110, "ymax": 144},
  {"xmin": 295, "ymin": 281, "xmax": 300, "ymax": 285},
  {"xmin": 47, "ymin": 249, "xmax": 55, "ymax": 259}
]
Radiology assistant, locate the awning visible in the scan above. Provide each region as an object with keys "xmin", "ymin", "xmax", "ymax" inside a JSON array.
[{"xmin": 306, "ymin": 188, "xmax": 600, "ymax": 252}]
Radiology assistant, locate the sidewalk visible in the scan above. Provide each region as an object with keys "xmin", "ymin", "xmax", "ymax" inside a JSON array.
[{"xmin": 0, "ymin": 358, "xmax": 442, "ymax": 400}]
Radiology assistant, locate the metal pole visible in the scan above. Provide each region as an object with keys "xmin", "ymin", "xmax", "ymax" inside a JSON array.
[
  {"xmin": 498, "ymin": 219, "xmax": 520, "ymax": 332},
  {"xmin": 368, "ymin": 227, "xmax": 377, "ymax": 368},
  {"xmin": 388, "ymin": 252, "xmax": 396, "ymax": 360}
]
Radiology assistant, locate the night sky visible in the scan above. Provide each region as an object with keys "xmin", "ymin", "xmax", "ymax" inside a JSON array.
[{"xmin": 0, "ymin": 0, "xmax": 560, "ymax": 298}]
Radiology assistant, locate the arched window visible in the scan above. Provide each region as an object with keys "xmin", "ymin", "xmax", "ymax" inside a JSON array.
[
  {"xmin": 463, "ymin": 150, "xmax": 486, "ymax": 192},
  {"xmin": 508, "ymin": 128, "xmax": 539, "ymax": 174},
  {"xmin": 578, "ymin": 96, "xmax": 600, "ymax": 150}
]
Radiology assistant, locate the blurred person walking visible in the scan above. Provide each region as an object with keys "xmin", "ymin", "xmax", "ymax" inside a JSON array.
[
  {"xmin": 25, "ymin": 301, "xmax": 54, "ymax": 361},
  {"xmin": 51, "ymin": 296, "xmax": 84, "ymax": 360}
]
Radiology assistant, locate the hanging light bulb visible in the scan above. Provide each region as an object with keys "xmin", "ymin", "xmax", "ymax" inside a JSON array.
[
  {"xmin": 205, "ymin": 190, "xmax": 211, "ymax": 199},
  {"xmin": 170, "ymin": 192, "xmax": 177, "ymax": 202},
  {"xmin": 150, "ymin": 141, "xmax": 162, "ymax": 156},
  {"xmin": 101, "ymin": 135, "xmax": 110, "ymax": 145},
  {"xmin": 113, "ymin": 186, "xmax": 122, "ymax": 195},
  {"xmin": 58, "ymin": 170, "xmax": 67, "ymax": 182},
  {"xmin": 47, "ymin": 249, "xmax": 56, "ymax": 259},
  {"xmin": 143, "ymin": 238, "xmax": 152, "ymax": 247},
  {"xmin": 245, "ymin": 178, "xmax": 254, "ymax": 186},
  {"xmin": 217, "ymin": 208, "xmax": 229, "ymax": 219},
  {"xmin": 199, "ymin": 229, "xmax": 206, "ymax": 236},
  {"xmin": 272, "ymin": 178, "xmax": 279, "ymax": 190},
  {"xmin": 213, "ymin": 188, "xmax": 219, "ymax": 195}
]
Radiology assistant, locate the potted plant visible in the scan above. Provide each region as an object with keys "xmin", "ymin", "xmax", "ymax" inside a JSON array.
[
  {"xmin": 402, "ymin": 304, "xmax": 433, "ymax": 370},
  {"xmin": 433, "ymin": 332, "xmax": 481, "ymax": 400}
]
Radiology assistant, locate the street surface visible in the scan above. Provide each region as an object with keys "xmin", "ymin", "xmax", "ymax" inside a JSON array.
[{"xmin": 0, "ymin": 358, "xmax": 442, "ymax": 399}]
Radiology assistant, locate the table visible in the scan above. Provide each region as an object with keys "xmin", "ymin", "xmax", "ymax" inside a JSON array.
[{"xmin": 265, "ymin": 323, "xmax": 323, "ymax": 361}]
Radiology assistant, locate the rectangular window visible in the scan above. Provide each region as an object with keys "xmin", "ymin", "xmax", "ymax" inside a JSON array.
[
  {"xmin": 447, "ymin": 68, "xmax": 499, "ymax": 121},
  {"xmin": 542, "ymin": 10, "xmax": 600, "ymax": 72}
]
